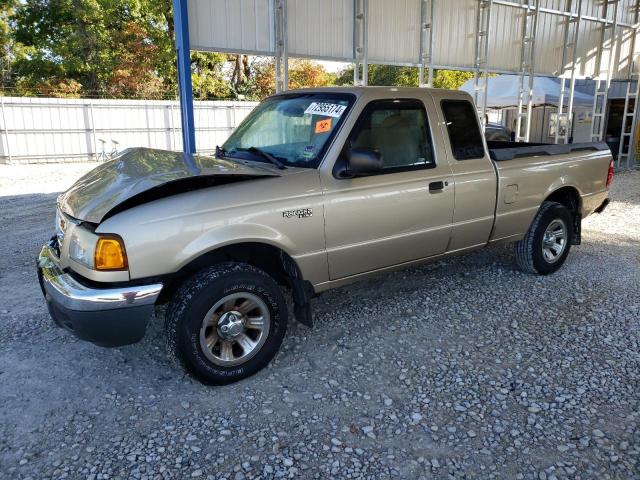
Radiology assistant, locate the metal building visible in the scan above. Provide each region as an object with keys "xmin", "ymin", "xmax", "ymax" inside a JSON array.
[{"xmin": 173, "ymin": 0, "xmax": 640, "ymax": 168}]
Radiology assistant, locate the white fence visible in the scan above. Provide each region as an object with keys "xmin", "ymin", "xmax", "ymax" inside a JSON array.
[{"xmin": 0, "ymin": 97, "xmax": 259, "ymax": 164}]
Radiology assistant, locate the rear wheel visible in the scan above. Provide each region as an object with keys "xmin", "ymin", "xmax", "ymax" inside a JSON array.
[
  {"xmin": 515, "ymin": 201, "xmax": 573, "ymax": 275},
  {"xmin": 165, "ymin": 263, "xmax": 288, "ymax": 385}
]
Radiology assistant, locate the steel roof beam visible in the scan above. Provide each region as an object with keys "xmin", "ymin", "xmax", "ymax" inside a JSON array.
[
  {"xmin": 474, "ymin": 0, "xmax": 493, "ymax": 130},
  {"xmin": 419, "ymin": 0, "xmax": 435, "ymax": 88},
  {"xmin": 516, "ymin": 0, "xmax": 540, "ymax": 142},
  {"xmin": 173, "ymin": 0, "xmax": 196, "ymax": 154},
  {"xmin": 274, "ymin": 0, "xmax": 289, "ymax": 93},
  {"xmin": 353, "ymin": 0, "xmax": 369, "ymax": 86}
]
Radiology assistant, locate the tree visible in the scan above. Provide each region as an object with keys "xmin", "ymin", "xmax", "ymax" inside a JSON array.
[
  {"xmin": 432, "ymin": 70, "xmax": 475, "ymax": 90},
  {"xmin": 253, "ymin": 59, "xmax": 336, "ymax": 100},
  {"xmin": 334, "ymin": 64, "xmax": 474, "ymax": 90},
  {"xmin": 5, "ymin": 0, "xmax": 251, "ymax": 100},
  {"xmin": 289, "ymin": 60, "xmax": 336, "ymax": 89},
  {"xmin": 0, "ymin": 0, "xmax": 24, "ymax": 93},
  {"xmin": 191, "ymin": 52, "xmax": 232, "ymax": 100},
  {"xmin": 334, "ymin": 64, "xmax": 417, "ymax": 87},
  {"xmin": 8, "ymin": 0, "xmax": 175, "ymax": 98},
  {"xmin": 12, "ymin": 0, "xmax": 107, "ymax": 95},
  {"xmin": 34, "ymin": 79, "xmax": 84, "ymax": 98},
  {"xmin": 230, "ymin": 54, "xmax": 251, "ymax": 91},
  {"xmin": 106, "ymin": 21, "xmax": 167, "ymax": 99}
]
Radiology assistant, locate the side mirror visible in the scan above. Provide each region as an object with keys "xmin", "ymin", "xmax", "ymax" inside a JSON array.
[{"xmin": 347, "ymin": 147, "xmax": 383, "ymax": 177}]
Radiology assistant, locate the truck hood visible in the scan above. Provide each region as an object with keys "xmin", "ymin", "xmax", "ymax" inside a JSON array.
[{"xmin": 58, "ymin": 148, "xmax": 281, "ymax": 223}]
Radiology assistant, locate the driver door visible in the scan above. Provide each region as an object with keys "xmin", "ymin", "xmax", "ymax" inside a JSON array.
[{"xmin": 321, "ymin": 96, "xmax": 454, "ymax": 280}]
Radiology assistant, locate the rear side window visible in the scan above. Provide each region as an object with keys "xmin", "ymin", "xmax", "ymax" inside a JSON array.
[{"xmin": 441, "ymin": 100, "xmax": 485, "ymax": 160}]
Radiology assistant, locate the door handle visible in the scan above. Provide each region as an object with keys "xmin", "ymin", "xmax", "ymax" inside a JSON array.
[{"xmin": 429, "ymin": 181, "xmax": 445, "ymax": 192}]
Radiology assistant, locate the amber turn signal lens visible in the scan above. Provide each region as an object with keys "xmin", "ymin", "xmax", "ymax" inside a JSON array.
[{"xmin": 95, "ymin": 236, "xmax": 128, "ymax": 271}]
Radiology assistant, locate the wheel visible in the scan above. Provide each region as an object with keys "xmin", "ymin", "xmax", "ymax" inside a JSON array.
[
  {"xmin": 514, "ymin": 201, "xmax": 573, "ymax": 275},
  {"xmin": 165, "ymin": 262, "xmax": 288, "ymax": 385}
]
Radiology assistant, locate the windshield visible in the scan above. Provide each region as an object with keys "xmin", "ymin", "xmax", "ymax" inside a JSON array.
[{"xmin": 221, "ymin": 93, "xmax": 355, "ymax": 168}]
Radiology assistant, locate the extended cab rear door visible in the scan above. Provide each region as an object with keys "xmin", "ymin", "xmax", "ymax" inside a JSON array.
[
  {"xmin": 429, "ymin": 91, "xmax": 498, "ymax": 251},
  {"xmin": 320, "ymin": 92, "xmax": 455, "ymax": 280}
]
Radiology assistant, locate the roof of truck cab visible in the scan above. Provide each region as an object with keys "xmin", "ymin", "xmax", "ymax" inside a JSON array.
[{"xmin": 270, "ymin": 86, "xmax": 473, "ymax": 100}]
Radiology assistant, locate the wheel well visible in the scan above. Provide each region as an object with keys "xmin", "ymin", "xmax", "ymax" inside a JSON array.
[
  {"xmin": 544, "ymin": 186, "xmax": 582, "ymax": 245},
  {"xmin": 544, "ymin": 187, "xmax": 581, "ymax": 217},
  {"xmin": 158, "ymin": 242, "xmax": 305, "ymax": 304}
]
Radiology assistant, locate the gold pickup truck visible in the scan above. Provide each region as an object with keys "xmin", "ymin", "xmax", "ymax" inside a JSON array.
[{"xmin": 37, "ymin": 87, "xmax": 613, "ymax": 384}]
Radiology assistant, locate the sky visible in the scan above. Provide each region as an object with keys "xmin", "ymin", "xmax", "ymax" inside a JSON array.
[{"xmin": 318, "ymin": 60, "xmax": 350, "ymax": 73}]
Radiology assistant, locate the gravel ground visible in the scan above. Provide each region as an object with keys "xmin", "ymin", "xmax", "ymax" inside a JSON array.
[{"xmin": 0, "ymin": 163, "xmax": 638, "ymax": 480}]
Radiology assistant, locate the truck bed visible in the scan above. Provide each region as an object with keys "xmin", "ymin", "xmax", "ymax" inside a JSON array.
[{"xmin": 487, "ymin": 141, "xmax": 610, "ymax": 162}]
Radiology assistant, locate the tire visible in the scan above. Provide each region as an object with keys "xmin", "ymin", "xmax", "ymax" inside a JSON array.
[
  {"xmin": 165, "ymin": 262, "xmax": 288, "ymax": 385},
  {"xmin": 514, "ymin": 201, "xmax": 574, "ymax": 275}
]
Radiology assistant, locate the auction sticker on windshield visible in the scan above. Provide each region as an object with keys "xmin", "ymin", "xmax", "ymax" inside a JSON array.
[
  {"xmin": 304, "ymin": 102, "xmax": 347, "ymax": 118},
  {"xmin": 315, "ymin": 118, "xmax": 332, "ymax": 133}
]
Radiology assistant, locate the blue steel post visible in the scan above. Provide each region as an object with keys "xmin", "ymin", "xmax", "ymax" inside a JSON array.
[{"xmin": 173, "ymin": 0, "xmax": 196, "ymax": 154}]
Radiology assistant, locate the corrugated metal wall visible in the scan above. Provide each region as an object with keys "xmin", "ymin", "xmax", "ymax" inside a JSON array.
[
  {"xmin": 188, "ymin": 0, "xmax": 274, "ymax": 54},
  {"xmin": 186, "ymin": 0, "xmax": 639, "ymax": 79},
  {"xmin": 488, "ymin": 2, "xmax": 524, "ymax": 72},
  {"xmin": 431, "ymin": 0, "xmax": 478, "ymax": 69},
  {"xmin": 0, "ymin": 97, "xmax": 258, "ymax": 164},
  {"xmin": 287, "ymin": 0, "xmax": 354, "ymax": 60},
  {"xmin": 367, "ymin": 0, "xmax": 421, "ymax": 65},
  {"xmin": 533, "ymin": 11, "xmax": 565, "ymax": 76}
]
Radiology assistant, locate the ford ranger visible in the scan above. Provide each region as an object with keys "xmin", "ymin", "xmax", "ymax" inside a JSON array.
[{"xmin": 37, "ymin": 87, "xmax": 613, "ymax": 384}]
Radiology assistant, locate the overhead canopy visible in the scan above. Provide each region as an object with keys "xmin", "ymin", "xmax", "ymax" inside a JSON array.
[
  {"xmin": 186, "ymin": 0, "xmax": 638, "ymax": 79},
  {"xmin": 173, "ymin": 0, "xmax": 640, "ymax": 166},
  {"xmin": 459, "ymin": 75, "xmax": 595, "ymax": 108}
]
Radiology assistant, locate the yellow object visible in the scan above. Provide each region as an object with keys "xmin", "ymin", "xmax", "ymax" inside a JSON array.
[{"xmin": 95, "ymin": 236, "xmax": 128, "ymax": 270}]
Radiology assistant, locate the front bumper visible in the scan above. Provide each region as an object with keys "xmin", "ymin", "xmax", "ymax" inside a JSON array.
[{"xmin": 37, "ymin": 243, "xmax": 163, "ymax": 347}]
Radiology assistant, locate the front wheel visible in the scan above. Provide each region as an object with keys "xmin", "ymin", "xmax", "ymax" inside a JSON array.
[
  {"xmin": 165, "ymin": 263, "xmax": 288, "ymax": 385},
  {"xmin": 514, "ymin": 201, "xmax": 574, "ymax": 275}
]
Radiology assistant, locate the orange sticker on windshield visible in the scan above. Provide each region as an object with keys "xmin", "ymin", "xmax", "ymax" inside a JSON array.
[{"xmin": 315, "ymin": 118, "xmax": 332, "ymax": 134}]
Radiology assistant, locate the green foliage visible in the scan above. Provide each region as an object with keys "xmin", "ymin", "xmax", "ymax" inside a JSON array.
[
  {"xmin": 334, "ymin": 64, "xmax": 474, "ymax": 91},
  {"xmin": 4, "ymin": 0, "xmax": 176, "ymax": 97},
  {"xmin": 0, "ymin": 0, "xmax": 29, "ymax": 92},
  {"xmin": 190, "ymin": 52, "xmax": 231, "ymax": 100},
  {"xmin": 1, "ymin": 0, "xmax": 267, "ymax": 100},
  {"xmin": 368, "ymin": 65, "xmax": 419, "ymax": 87},
  {"xmin": 252, "ymin": 59, "xmax": 337, "ymax": 100},
  {"xmin": 433, "ymin": 70, "xmax": 475, "ymax": 90}
]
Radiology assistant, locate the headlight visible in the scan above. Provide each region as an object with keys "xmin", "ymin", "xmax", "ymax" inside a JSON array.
[
  {"xmin": 69, "ymin": 228, "xmax": 128, "ymax": 271},
  {"xmin": 68, "ymin": 227, "xmax": 97, "ymax": 269}
]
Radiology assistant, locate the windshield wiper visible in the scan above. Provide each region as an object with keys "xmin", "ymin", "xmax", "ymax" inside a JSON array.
[{"xmin": 234, "ymin": 147, "xmax": 287, "ymax": 170}]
